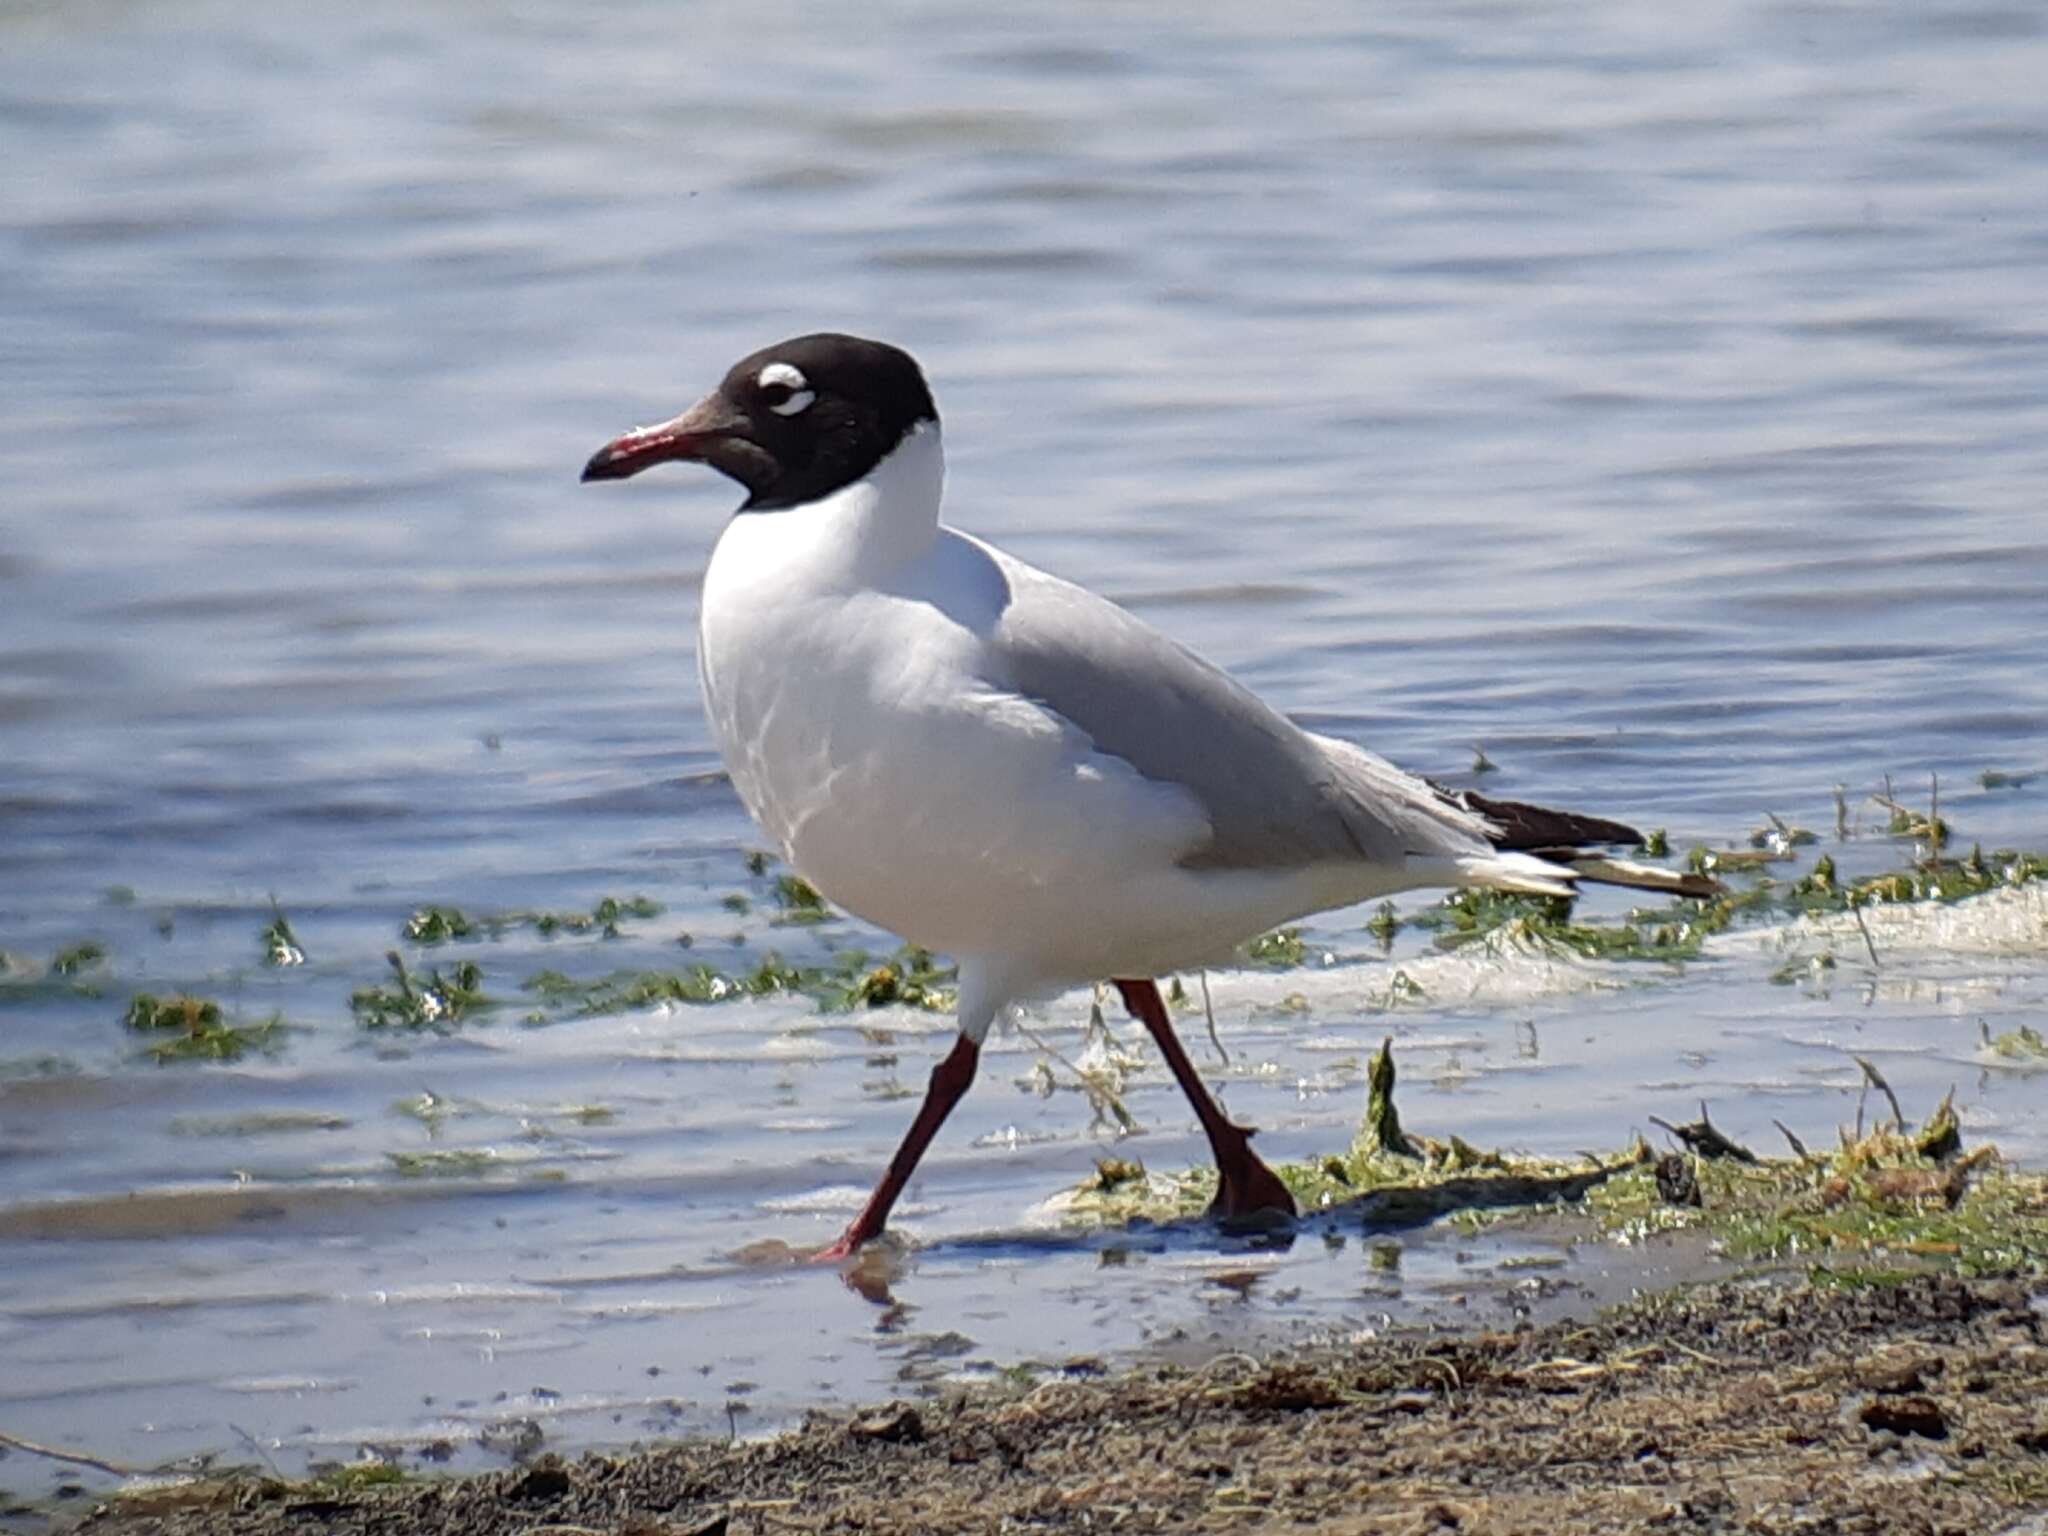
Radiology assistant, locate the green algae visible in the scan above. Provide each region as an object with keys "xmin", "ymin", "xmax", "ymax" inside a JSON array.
[
  {"xmin": 1364, "ymin": 901, "xmax": 1401, "ymax": 946},
  {"xmin": 1980, "ymin": 1022, "xmax": 2048, "ymax": 1066},
  {"xmin": 1371, "ymin": 831, "xmax": 2048, "ymax": 975},
  {"xmin": 386, "ymin": 1148, "xmax": 501, "ymax": 1178},
  {"xmin": 124, "ymin": 994, "xmax": 291, "ymax": 1062},
  {"xmin": 1688, "ymin": 844, "xmax": 1787, "ymax": 875},
  {"xmin": 1875, "ymin": 788, "xmax": 1951, "ymax": 850},
  {"xmin": 351, "ymin": 953, "xmax": 493, "ymax": 1030},
  {"xmin": 51, "ymin": 941, "xmax": 108, "ymax": 976},
  {"xmin": 402, "ymin": 905, "xmax": 476, "ymax": 943},
  {"xmin": 0, "ymin": 942, "xmax": 115, "ymax": 1006},
  {"xmin": 1585, "ymin": 1142, "xmax": 2047, "ymax": 1279},
  {"xmin": 515, "ymin": 943, "xmax": 958, "ymax": 1019},
  {"xmin": 261, "ymin": 912, "xmax": 305, "ymax": 966},
  {"xmin": 392, "ymin": 1089, "xmax": 454, "ymax": 1128},
  {"xmin": 536, "ymin": 964, "xmax": 744, "ymax": 1011},
  {"xmin": 827, "ymin": 945, "xmax": 956, "ymax": 1011},
  {"xmin": 1063, "ymin": 1039, "xmax": 1643, "ymax": 1229},
  {"xmin": 771, "ymin": 874, "xmax": 834, "ymax": 924},
  {"xmin": 0, "ymin": 1054, "xmax": 82, "ymax": 1078},
  {"xmin": 1060, "ymin": 1039, "xmax": 2048, "ymax": 1282},
  {"xmin": 1355, "ymin": 1036, "xmax": 1416, "ymax": 1158},
  {"xmin": 402, "ymin": 895, "xmax": 664, "ymax": 945},
  {"xmin": 1782, "ymin": 846, "xmax": 2047, "ymax": 917},
  {"xmin": 170, "ymin": 1110, "xmax": 350, "ymax": 1137},
  {"xmin": 1244, "ymin": 928, "xmax": 1309, "ymax": 968},
  {"xmin": 1748, "ymin": 813, "xmax": 1819, "ymax": 854},
  {"xmin": 1404, "ymin": 888, "xmax": 1707, "ymax": 964}
]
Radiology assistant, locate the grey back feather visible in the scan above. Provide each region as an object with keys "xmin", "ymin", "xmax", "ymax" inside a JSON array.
[{"xmin": 984, "ymin": 553, "xmax": 1489, "ymax": 871}]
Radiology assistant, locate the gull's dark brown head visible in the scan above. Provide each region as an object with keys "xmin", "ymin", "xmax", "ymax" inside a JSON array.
[{"xmin": 580, "ymin": 333, "xmax": 938, "ymax": 512}]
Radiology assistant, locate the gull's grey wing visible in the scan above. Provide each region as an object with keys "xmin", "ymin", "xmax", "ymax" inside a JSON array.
[{"xmin": 982, "ymin": 549, "xmax": 1488, "ymax": 872}]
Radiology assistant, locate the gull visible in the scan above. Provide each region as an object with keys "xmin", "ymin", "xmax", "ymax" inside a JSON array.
[{"xmin": 582, "ymin": 334, "xmax": 1709, "ymax": 1259}]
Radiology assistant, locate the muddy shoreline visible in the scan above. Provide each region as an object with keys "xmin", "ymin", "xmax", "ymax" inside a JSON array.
[{"xmin": 49, "ymin": 1268, "xmax": 2047, "ymax": 1536}]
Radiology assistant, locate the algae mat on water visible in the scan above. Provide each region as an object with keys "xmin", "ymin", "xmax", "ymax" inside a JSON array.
[{"xmin": 1059, "ymin": 1039, "xmax": 2048, "ymax": 1283}]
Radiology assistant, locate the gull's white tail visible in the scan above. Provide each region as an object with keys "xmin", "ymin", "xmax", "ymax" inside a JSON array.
[{"xmin": 1437, "ymin": 851, "xmax": 1580, "ymax": 901}]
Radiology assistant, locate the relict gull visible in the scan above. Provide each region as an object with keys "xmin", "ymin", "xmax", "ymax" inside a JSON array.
[{"xmin": 581, "ymin": 334, "xmax": 1711, "ymax": 1260}]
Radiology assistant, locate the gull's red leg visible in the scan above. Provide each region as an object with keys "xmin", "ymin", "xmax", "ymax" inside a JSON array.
[
  {"xmin": 1115, "ymin": 978, "xmax": 1296, "ymax": 1224},
  {"xmin": 815, "ymin": 1034, "xmax": 980, "ymax": 1261}
]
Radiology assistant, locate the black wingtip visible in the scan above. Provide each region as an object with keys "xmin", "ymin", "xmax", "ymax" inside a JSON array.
[
  {"xmin": 1455, "ymin": 789, "xmax": 1645, "ymax": 853},
  {"xmin": 1430, "ymin": 782, "xmax": 1723, "ymax": 898}
]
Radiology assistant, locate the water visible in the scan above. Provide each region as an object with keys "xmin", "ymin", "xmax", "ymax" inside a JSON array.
[{"xmin": 3, "ymin": 0, "xmax": 2047, "ymax": 1491}]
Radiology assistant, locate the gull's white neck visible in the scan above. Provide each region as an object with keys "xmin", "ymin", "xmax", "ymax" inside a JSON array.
[{"xmin": 713, "ymin": 422, "xmax": 945, "ymax": 594}]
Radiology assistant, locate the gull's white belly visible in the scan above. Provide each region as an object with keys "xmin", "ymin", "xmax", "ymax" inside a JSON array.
[{"xmin": 704, "ymin": 586, "xmax": 1161, "ymax": 955}]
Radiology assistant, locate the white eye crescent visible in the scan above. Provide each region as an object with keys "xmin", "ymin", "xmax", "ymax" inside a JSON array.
[{"xmin": 757, "ymin": 361, "xmax": 815, "ymax": 417}]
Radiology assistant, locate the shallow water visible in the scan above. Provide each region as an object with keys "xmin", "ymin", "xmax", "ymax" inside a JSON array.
[{"xmin": 3, "ymin": 0, "xmax": 2047, "ymax": 1492}]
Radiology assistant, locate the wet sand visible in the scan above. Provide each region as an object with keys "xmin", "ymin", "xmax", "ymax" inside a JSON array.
[{"xmin": 55, "ymin": 1268, "xmax": 2048, "ymax": 1536}]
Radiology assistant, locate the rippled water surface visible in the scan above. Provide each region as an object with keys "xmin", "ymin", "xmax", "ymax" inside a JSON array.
[{"xmin": 3, "ymin": 0, "xmax": 2047, "ymax": 1491}]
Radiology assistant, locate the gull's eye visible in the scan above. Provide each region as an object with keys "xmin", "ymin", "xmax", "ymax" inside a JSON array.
[{"xmin": 756, "ymin": 361, "xmax": 815, "ymax": 417}]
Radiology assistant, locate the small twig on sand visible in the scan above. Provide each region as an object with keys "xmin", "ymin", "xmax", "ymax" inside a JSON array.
[
  {"xmin": 1853, "ymin": 1056, "xmax": 1906, "ymax": 1133},
  {"xmin": 0, "ymin": 1426, "xmax": 152, "ymax": 1477}
]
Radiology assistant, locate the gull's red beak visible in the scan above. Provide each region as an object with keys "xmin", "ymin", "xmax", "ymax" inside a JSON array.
[{"xmin": 580, "ymin": 391, "xmax": 751, "ymax": 483}]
